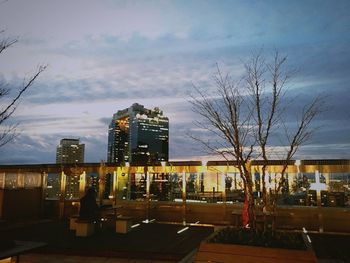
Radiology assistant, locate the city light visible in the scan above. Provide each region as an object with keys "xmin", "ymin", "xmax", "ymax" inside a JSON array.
[
  {"xmin": 307, "ymin": 235, "xmax": 312, "ymax": 243},
  {"xmin": 177, "ymin": 227, "xmax": 189, "ymax": 234},
  {"xmin": 142, "ymin": 219, "xmax": 155, "ymax": 223}
]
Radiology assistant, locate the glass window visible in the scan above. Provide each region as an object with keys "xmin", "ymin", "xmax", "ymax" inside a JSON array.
[
  {"xmin": 24, "ymin": 173, "xmax": 41, "ymax": 188},
  {"xmin": 0, "ymin": 173, "xmax": 4, "ymax": 189},
  {"xmin": 46, "ymin": 173, "xmax": 60, "ymax": 199},
  {"xmin": 5, "ymin": 173, "xmax": 17, "ymax": 189},
  {"xmin": 86, "ymin": 172, "xmax": 99, "ymax": 196}
]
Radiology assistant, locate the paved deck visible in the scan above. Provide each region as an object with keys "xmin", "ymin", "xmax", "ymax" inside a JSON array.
[
  {"xmin": 3, "ymin": 220, "xmax": 350, "ymax": 262},
  {"xmin": 1, "ymin": 220, "xmax": 214, "ymax": 262}
]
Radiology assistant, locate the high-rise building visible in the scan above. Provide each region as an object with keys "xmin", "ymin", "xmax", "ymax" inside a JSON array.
[
  {"xmin": 56, "ymin": 138, "xmax": 85, "ymax": 164},
  {"xmin": 107, "ymin": 103, "xmax": 169, "ymax": 164}
]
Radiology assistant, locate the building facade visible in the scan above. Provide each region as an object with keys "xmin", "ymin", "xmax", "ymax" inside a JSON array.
[
  {"xmin": 56, "ymin": 138, "xmax": 85, "ymax": 164},
  {"xmin": 107, "ymin": 103, "xmax": 169, "ymax": 164}
]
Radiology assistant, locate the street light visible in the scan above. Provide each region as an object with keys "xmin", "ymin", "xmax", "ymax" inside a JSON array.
[{"xmin": 160, "ymin": 161, "xmax": 166, "ymax": 168}]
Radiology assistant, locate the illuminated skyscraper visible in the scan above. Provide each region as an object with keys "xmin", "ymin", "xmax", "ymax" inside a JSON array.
[
  {"xmin": 107, "ymin": 103, "xmax": 169, "ymax": 164},
  {"xmin": 56, "ymin": 138, "xmax": 85, "ymax": 164}
]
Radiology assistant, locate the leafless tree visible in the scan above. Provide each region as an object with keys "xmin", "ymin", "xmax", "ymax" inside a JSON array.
[
  {"xmin": 190, "ymin": 51, "xmax": 323, "ymax": 229},
  {"xmin": 0, "ymin": 31, "xmax": 46, "ymax": 147}
]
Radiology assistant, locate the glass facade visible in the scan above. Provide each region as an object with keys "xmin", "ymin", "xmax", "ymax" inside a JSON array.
[
  {"xmin": 56, "ymin": 138, "xmax": 85, "ymax": 164},
  {"xmin": 107, "ymin": 103, "xmax": 169, "ymax": 164}
]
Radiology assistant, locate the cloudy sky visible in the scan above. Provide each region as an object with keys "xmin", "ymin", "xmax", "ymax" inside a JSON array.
[{"xmin": 0, "ymin": 0, "xmax": 349, "ymax": 164}]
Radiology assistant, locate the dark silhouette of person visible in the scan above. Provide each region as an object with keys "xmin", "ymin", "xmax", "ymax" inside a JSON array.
[{"xmin": 79, "ymin": 187, "xmax": 99, "ymax": 221}]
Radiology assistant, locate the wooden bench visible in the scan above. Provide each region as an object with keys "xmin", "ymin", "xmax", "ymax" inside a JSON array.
[
  {"xmin": 75, "ymin": 219, "xmax": 95, "ymax": 237},
  {"xmin": 115, "ymin": 216, "xmax": 133, "ymax": 234}
]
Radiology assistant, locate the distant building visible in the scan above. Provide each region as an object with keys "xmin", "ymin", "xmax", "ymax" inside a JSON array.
[
  {"xmin": 107, "ymin": 103, "xmax": 169, "ymax": 164},
  {"xmin": 56, "ymin": 138, "xmax": 85, "ymax": 164}
]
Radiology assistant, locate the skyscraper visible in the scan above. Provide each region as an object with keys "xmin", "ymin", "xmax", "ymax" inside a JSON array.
[
  {"xmin": 56, "ymin": 138, "xmax": 85, "ymax": 164},
  {"xmin": 107, "ymin": 103, "xmax": 169, "ymax": 164}
]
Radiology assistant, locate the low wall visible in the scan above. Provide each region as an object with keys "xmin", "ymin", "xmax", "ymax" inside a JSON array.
[
  {"xmin": 115, "ymin": 201, "xmax": 350, "ymax": 233},
  {"xmin": 0, "ymin": 188, "xmax": 43, "ymax": 220},
  {"xmin": 38, "ymin": 199, "xmax": 350, "ymax": 233}
]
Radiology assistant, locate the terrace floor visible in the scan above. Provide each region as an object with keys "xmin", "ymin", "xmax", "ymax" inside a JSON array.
[
  {"xmin": 1, "ymin": 219, "xmax": 213, "ymax": 262},
  {"xmin": 2, "ymin": 219, "xmax": 350, "ymax": 262}
]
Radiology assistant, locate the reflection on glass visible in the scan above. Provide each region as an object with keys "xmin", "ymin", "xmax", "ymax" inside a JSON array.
[
  {"xmin": 46, "ymin": 173, "xmax": 60, "ymax": 199},
  {"xmin": 0, "ymin": 173, "xmax": 5, "ymax": 189},
  {"xmin": 24, "ymin": 173, "xmax": 41, "ymax": 188},
  {"xmin": 65, "ymin": 174, "xmax": 80, "ymax": 199},
  {"xmin": 5, "ymin": 173, "xmax": 17, "ymax": 189},
  {"xmin": 86, "ymin": 173, "xmax": 99, "ymax": 195}
]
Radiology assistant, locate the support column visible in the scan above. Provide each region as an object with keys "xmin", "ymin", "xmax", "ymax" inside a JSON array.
[
  {"xmin": 79, "ymin": 172, "xmax": 86, "ymax": 199},
  {"xmin": 59, "ymin": 171, "xmax": 66, "ymax": 219},
  {"xmin": 40, "ymin": 172, "xmax": 48, "ymax": 218},
  {"xmin": 201, "ymin": 160, "xmax": 207, "ymax": 193},
  {"xmin": 98, "ymin": 162, "xmax": 106, "ymax": 206},
  {"xmin": 126, "ymin": 162, "xmax": 130, "ymax": 200},
  {"xmin": 0, "ymin": 173, "xmax": 4, "ymax": 220},
  {"xmin": 146, "ymin": 166, "xmax": 150, "ymax": 222},
  {"xmin": 182, "ymin": 172, "xmax": 186, "ymax": 226},
  {"xmin": 287, "ymin": 173, "xmax": 293, "ymax": 193},
  {"xmin": 221, "ymin": 173, "xmax": 226, "ymax": 201},
  {"xmin": 315, "ymin": 170, "xmax": 324, "ymax": 233},
  {"xmin": 222, "ymin": 173, "xmax": 227, "ymax": 219},
  {"xmin": 113, "ymin": 169, "xmax": 119, "ymax": 206}
]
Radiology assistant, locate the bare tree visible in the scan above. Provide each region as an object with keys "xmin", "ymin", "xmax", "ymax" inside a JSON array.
[
  {"xmin": 190, "ymin": 51, "xmax": 323, "ymax": 229},
  {"xmin": 0, "ymin": 31, "xmax": 46, "ymax": 147}
]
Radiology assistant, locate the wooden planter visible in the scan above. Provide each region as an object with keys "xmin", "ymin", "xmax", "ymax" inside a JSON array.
[{"xmin": 195, "ymin": 242, "xmax": 317, "ymax": 263}]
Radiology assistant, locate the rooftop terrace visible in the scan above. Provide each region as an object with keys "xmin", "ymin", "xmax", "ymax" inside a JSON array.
[{"xmin": 1, "ymin": 160, "xmax": 350, "ymax": 262}]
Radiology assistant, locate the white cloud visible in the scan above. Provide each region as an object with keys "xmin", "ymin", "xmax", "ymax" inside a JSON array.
[{"xmin": 1, "ymin": 0, "xmax": 350, "ymax": 163}]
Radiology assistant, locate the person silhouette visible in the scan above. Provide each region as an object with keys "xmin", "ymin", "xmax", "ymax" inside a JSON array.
[{"xmin": 79, "ymin": 187, "xmax": 99, "ymax": 221}]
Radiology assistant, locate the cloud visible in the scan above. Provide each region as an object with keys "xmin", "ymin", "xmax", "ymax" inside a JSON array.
[
  {"xmin": 1, "ymin": 1, "xmax": 350, "ymax": 163},
  {"xmin": 0, "ymin": 132, "xmax": 108, "ymax": 164}
]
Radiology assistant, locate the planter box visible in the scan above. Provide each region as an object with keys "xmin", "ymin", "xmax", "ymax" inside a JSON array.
[{"xmin": 195, "ymin": 242, "xmax": 317, "ymax": 262}]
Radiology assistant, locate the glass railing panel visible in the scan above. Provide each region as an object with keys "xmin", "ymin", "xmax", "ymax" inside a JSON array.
[
  {"xmin": 225, "ymin": 173, "xmax": 244, "ymax": 203},
  {"xmin": 5, "ymin": 173, "xmax": 18, "ymax": 189},
  {"xmin": 86, "ymin": 172, "xmax": 99, "ymax": 196},
  {"xmin": 0, "ymin": 172, "xmax": 5, "ymax": 189},
  {"xmin": 129, "ymin": 173, "xmax": 146, "ymax": 201},
  {"xmin": 65, "ymin": 174, "xmax": 80, "ymax": 200},
  {"xmin": 103, "ymin": 173, "xmax": 113, "ymax": 199},
  {"xmin": 117, "ymin": 171, "xmax": 128, "ymax": 200},
  {"xmin": 24, "ymin": 173, "xmax": 41, "ymax": 188},
  {"xmin": 46, "ymin": 173, "xmax": 60, "ymax": 199}
]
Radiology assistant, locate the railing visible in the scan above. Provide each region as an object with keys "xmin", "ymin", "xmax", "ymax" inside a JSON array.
[{"xmin": 0, "ymin": 160, "xmax": 350, "ymax": 223}]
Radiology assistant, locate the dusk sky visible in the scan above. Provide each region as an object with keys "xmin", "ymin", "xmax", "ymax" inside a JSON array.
[{"xmin": 0, "ymin": 0, "xmax": 349, "ymax": 164}]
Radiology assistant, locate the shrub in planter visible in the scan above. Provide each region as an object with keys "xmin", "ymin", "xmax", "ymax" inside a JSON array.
[{"xmin": 208, "ymin": 227, "xmax": 306, "ymax": 250}]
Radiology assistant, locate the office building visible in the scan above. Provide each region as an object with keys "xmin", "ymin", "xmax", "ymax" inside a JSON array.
[
  {"xmin": 56, "ymin": 138, "xmax": 85, "ymax": 164},
  {"xmin": 107, "ymin": 103, "xmax": 169, "ymax": 164}
]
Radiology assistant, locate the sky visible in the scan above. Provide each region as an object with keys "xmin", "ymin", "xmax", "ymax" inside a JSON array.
[{"xmin": 0, "ymin": 0, "xmax": 349, "ymax": 164}]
